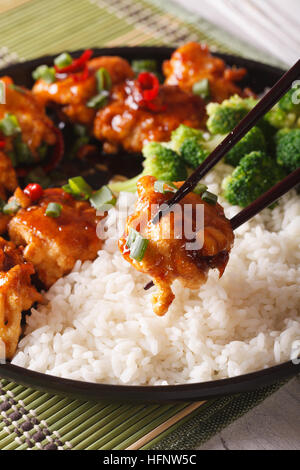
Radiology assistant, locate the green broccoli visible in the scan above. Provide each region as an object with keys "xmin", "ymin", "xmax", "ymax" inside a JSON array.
[
  {"xmin": 170, "ymin": 124, "xmax": 205, "ymax": 153},
  {"xmin": 180, "ymin": 137, "xmax": 210, "ymax": 169},
  {"xmin": 206, "ymin": 95, "xmax": 256, "ymax": 135},
  {"xmin": 222, "ymin": 150, "xmax": 286, "ymax": 207},
  {"xmin": 224, "ymin": 126, "xmax": 266, "ymax": 166},
  {"xmin": 264, "ymin": 104, "xmax": 298, "ymax": 130},
  {"xmin": 275, "ymin": 128, "xmax": 300, "ymax": 172},
  {"xmin": 170, "ymin": 124, "xmax": 224, "ymax": 169},
  {"xmin": 109, "ymin": 142, "xmax": 187, "ymax": 193}
]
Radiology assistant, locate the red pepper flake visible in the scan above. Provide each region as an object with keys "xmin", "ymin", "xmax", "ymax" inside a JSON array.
[
  {"xmin": 54, "ymin": 49, "xmax": 93, "ymax": 74},
  {"xmin": 24, "ymin": 183, "xmax": 44, "ymax": 202}
]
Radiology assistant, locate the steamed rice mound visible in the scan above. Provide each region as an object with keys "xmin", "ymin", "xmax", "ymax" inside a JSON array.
[{"xmin": 12, "ymin": 163, "xmax": 300, "ymax": 385}]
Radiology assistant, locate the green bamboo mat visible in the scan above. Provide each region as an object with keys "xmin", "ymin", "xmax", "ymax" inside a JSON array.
[{"xmin": 0, "ymin": 0, "xmax": 289, "ymax": 451}]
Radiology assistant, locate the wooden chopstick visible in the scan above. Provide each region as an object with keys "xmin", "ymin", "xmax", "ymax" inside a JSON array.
[
  {"xmin": 152, "ymin": 58, "xmax": 300, "ymax": 224},
  {"xmin": 144, "ymin": 169, "xmax": 300, "ymax": 291},
  {"xmin": 230, "ymin": 167, "xmax": 300, "ymax": 230}
]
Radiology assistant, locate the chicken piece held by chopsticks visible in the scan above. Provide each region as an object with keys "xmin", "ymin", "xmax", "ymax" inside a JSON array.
[{"xmin": 119, "ymin": 176, "xmax": 234, "ymax": 316}]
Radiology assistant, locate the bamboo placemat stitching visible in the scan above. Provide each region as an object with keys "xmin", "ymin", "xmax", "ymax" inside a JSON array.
[{"xmin": 0, "ymin": 0, "xmax": 289, "ymax": 450}]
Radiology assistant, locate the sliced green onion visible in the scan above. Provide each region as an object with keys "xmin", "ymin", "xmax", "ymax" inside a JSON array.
[
  {"xmin": 54, "ymin": 52, "xmax": 73, "ymax": 68},
  {"xmin": 126, "ymin": 227, "xmax": 138, "ymax": 249},
  {"xmin": 154, "ymin": 180, "xmax": 177, "ymax": 194},
  {"xmin": 89, "ymin": 185, "xmax": 116, "ymax": 211},
  {"xmin": 0, "ymin": 198, "xmax": 5, "ymax": 212},
  {"xmin": 0, "ymin": 113, "xmax": 21, "ymax": 136},
  {"xmin": 74, "ymin": 124, "xmax": 87, "ymax": 137},
  {"xmin": 45, "ymin": 202, "xmax": 62, "ymax": 218},
  {"xmin": 13, "ymin": 135, "xmax": 34, "ymax": 165},
  {"xmin": 69, "ymin": 136, "xmax": 89, "ymax": 159},
  {"xmin": 132, "ymin": 59, "xmax": 158, "ymax": 74},
  {"xmin": 62, "ymin": 184, "xmax": 73, "ymax": 194},
  {"xmin": 192, "ymin": 78, "xmax": 210, "ymax": 100},
  {"xmin": 126, "ymin": 228, "xmax": 149, "ymax": 262},
  {"xmin": 68, "ymin": 176, "xmax": 93, "ymax": 199},
  {"xmin": 3, "ymin": 199, "xmax": 20, "ymax": 215},
  {"xmin": 86, "ymin": 91, "xmax": 109, "ymax": 109},
  {"xmin": 96, "ymin": 68, "xmax": 112, "ymax": 92},
  {"xmin": 201, "ymin": 190, "xmax": 218, "ymax": 205},
  {"xmin": 193, "ymin": 183, "xmax": 208, "ymax": 195},
  {"xmin": 32, "ymin": 65, "xmax": 56, "ymax": 83},
  {"xmin": 37, "ymin": 142, "xmax": 48, "ymax": 161},
  {"xmin": 25, "ymin": 167, "xmax": 51, "ymax": 188},
  {"xmin": 7, "ymin": 151, "xmax": 17, "ymax": 168},
  {"xmin": 9, "ymin": 84, "xmax": 26, "ymax": 94}
]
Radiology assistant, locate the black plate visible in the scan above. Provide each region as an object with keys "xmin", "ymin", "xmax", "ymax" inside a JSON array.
[{"xmin": 0, "ymin": 47, "xmax": 299, "ymax": 402}]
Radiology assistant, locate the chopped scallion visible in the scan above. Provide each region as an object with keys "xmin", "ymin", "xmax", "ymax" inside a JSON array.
[
  {"xmin": 192, "ymin": 78, "xmax": 210, "ymax": 100},
  {"xmin": 86, "ymin": 90, "xmax": 109, "ymax": 109},
  {"xmin": 54, "ymin": 52, "xmax": 73, "ymax": 68},
  {"xmin": 193, "ymin": 183, "xmax": 208, "ymax": 195},
  {"xmin": 126, "ymin": 227, "xmax": 149, "ymax": 262},
  {"xmin": 0, "ymin": 113, "xmax": 21, "ymax": 136},
  {"xmin": 0, "ymin": 198, "xmax": 5, "ymax": 212},
  {"xmin": 95, "ymin": 68, "xmax": 112, "ymax": 92},
  {"xmin": 3, "ymin": 199, "xmax": 20, "ymax": 215},
  {"xmin": 13, "ymin": 135, "xmax": 34, "ymax": 165},
  {"xmin": 68, "ymin": 176, "xmax": 93, "ymax": 199},
  {"xmin": 89, "ymin": 185, "xmax": 116, "ymax": 211},
  {"xmin": 32, "ymin": 65, "xmax": 56, "ymax": 83},
  {"xmin": 9, "ymin": 84, "xmax": 26, "ymax": 94},
  {"xmin": 132, "ymin": 59, "xmax": 158, "ymax": 74},
  {"xmin": 45, "ymin": 202, "xmax": 62, "ymax": 218},
  {"xmin": 154, "ymin": 180, "xmax": 177, "ymax": 194},
  {"xmin": 201, "ymin": 190, "xmax": 218, "ymax": 205}
]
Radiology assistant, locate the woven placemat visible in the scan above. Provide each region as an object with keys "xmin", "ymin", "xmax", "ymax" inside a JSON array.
[{"xmin": 0, "ymin": 0, "xmax": 290, "ymax": 450}]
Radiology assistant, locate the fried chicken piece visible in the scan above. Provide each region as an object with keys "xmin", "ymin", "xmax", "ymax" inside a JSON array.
[
  {"xmin": 0, "ymin": 77, "xmax": 57, "ymax": 160},
  {"xmin": 8, "ymin": 188, "xmax": 104, "ymax": 288},
  {"xmin": 0, "ymin": 150, "xmax": 18, "ymax": 196},
  {"xmin": 32, "ymin": 56, "xmax": 134, "ymax": 127},
  {"xmin": 0, "ymin": 237, "xmax": 42, "ymax": 359},
  {"xmin": 93, "ymin": 80, "xmax": 205, "ymax": 153},
  {"xmin": 163, "ymin": 42, "xmax": 247, "ymax": 103},
  {"xmin": 119, "ymin": 176, "xmax": 234, "ymax": 316}
]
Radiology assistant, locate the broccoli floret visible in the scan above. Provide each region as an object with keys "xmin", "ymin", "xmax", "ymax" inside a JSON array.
[
  {"xmin": 170, "ymin": 124, "xmax": 205, "ymax": 153},
  {"xmin": 109, "ymin": 142, "xmax": 187, "ymax": 193},
  {"xmin": 264, "ymin": 104, "xmax": 297, "ymax": 130},
  {"xmin": 180, "ymin": 137, "xmax": 210, "ymax": 169},
  {"xmin": 278, "ymin": 84, "xmax": 300, "ymax": 115},
  {"xmin": 206, "ymin": 95, "xmax": 256, "ymax": 135},
  {"xmin": 224, "ymin": 126, "xmax": 266, "ymax": 166},
  {"xmin": 222, "ymin": 150, "xmax": 286, "ymax": 207},
  {"xmin": 276, "ymin": 128, "xmax": 300, "ymax": 172}
]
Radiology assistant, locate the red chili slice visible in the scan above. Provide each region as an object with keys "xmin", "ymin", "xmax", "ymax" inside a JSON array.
[
  {"xmin": 73, "ymin": 63, "xmax": 90, "ymax": 83},
  {"xmin": 54, "ymin": 49, "xmax": 93, "ymax": 74},
  {"xmin": 137, "ymin": 72, "xmax": 159, "ymax": 102},
  {"xmin": 24, "ymin": 183, "xmax": 44, "ymax": 202},
  {"xmin": 0, "ymin": 140, "xmax": 5, "ymax": 149}
]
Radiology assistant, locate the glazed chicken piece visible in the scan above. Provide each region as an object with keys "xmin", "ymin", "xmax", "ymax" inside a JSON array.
[
  {"xmin": 93, "ymin": 80, "xmax": 205, "ymax": 154},
  {"xmin": 0, "ymin": 237, "xmax": 42, "ymax": 359},
  {"xmin": 32, "ymin": 56, "xmax": 134, "ymax": 127},
  {"xmin": 8, "ymin": 188, "xmax": 104, "ymax": 288},
  {"xmin": 0, "ymin": 150, "xmax": 18, "ymax": 198},
  {"xmin": 0, "ymin": 77, "xmax": 58, "ymax": 162},
  {"xmin": 163, "ymin": 42, "xmax": 247, "ymax": 103},
  {"xmin": 119, "ymin": 176, "xmax": 234, "ymax": 316}
]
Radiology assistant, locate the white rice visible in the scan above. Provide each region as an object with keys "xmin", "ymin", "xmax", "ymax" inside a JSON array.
[{"xmin": 12, "ymin": 162, "xmax": 300, "ymax": 385}]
